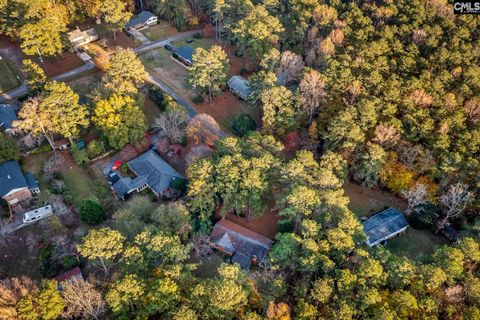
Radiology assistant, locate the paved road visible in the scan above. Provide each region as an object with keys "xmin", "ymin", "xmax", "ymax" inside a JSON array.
[{"xmin": 0, "ymin": 60, "xmax": 96, "ymax": 103}]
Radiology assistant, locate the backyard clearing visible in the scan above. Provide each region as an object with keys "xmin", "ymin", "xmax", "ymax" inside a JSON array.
[
  {"xmin": 344, "ymin": 182, "xmax": 447, "ymax": 260},
  {"xmin": 0, "ymin": 57, "xmax": 21, "ymax": 93},
  {"xmin": 140, "ymin": 22, "xmax": 179, "ymax": 41},
  {"xmin": 33, "ymin": 53, "xmax": 85, "ymax": 77}
]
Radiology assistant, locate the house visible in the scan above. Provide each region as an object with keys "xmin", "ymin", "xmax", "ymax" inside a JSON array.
[
  {"xmin": 68, "ymin": 27, "xmax": 98, "ymax": 49},
  {"xmin": 227, "ymin": 76, "xmax": 250, "ymax": 100},
  {"xmin": 362, "ymin": 208, "xmax": 409, "ymax": 247},
  {"xmin": 0, "ymin": 161, "xmax": 40, "ymax": 207},
  {"xmin": 125, "ymin": 11, "xmax": 158, "ymax": 31},
  {"xmin": 112, "ymin": 149, "xmax": 182, "ymax": 200},
  {"xmin": 0, "ymin": 104, "xmax": 17, "ymax": 134},
  {"xmin": 209, "ymin": 219, "xmax": 273, "ymax": 270},
  {"xmin": 174, "ymin": 45, "xmax": 195, "ymax": 65},
  {"xmin": 55, "ymin": 266, "xmax": 83, "ymax": 290}
]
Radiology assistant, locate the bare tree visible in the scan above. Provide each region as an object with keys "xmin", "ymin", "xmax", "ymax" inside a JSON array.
[
  {"xmin": 154, "ymin": 109, "xmax": 188, "ymax": 144},
  {"xmin": 299, "ymin": 69, "xmax": 327, "ymax": 125},
  {"xmin": 185, "ymin": 145, "xmax": 213, "ymax": 166},
  {"xmin": 186, "ymin": 113, "xmax": 221, "ymax": 145},
  {"xmin": 0, "ymin": 277, "xmax": 37, "ymax": 320},
  {"xmin": 62, "ymin": 278, "xmax": 106, "ymax": 320},
  {"xmin": 464, "ymin": 97, "xmax": 480, "ymax": 125},
  {"xmin": 276, "ymin": 51, "xmax": 305, "ymax": 85},
  {"xmin": 372, "ymin": 123, "xmax": 400, "ymax": 148},
  {"xmin": 43, "ymin": 153, "xmax": 64, "ymax": 177},
  {"xmin": 437, "ymin": 183, "xmax": 474, "ymax": 231},
  {"xmin": 48, "ymin": 195, "xmax": 70, "ymax": 216},
  {"xmin": 191, "ymin": 233, "xmax": 213, "ymax": 258},
  {"xmin": 401, "ymin": 184, "xmax": 428, "ymax": 216},
  {"xmin": 396, "ymin": 141, "xmax": 435, "ymax": 174}
]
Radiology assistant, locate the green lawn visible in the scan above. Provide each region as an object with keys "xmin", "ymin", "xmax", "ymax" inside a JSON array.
[
  {"xmin": 0, "ymin": 58, "xmax": 21, "ymax": 94},
  {"xmin": 142, "ymin": 95, "xmax": 163, "ymax": 128},
  {"xmin": 62, "ymin": 165, "xmax": 97, "ymax": 205},
  {"xmin": 140, "ymin": 22, "xmax": 179, "ymax": 41},
  {"xmin": 386, "ymin": 227, "xmax": 448, "ymax": 261}
]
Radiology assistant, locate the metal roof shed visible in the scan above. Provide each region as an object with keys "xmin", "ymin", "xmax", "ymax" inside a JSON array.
[
  {"xmin": 362, "ymin": 208, "xmax": 409, "ymax": 247},
  {"xmin": 227, "ymin": 75, "xmax": 250, "ymax": 100}
]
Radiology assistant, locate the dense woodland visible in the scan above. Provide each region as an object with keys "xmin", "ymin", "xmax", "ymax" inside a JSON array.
[{"xmin": 0, "ymin": 0, "xmax": 480, "ymax": 319}]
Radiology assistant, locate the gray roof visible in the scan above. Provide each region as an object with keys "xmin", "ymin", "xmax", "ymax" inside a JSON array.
[
  {"xmin": 363, "ymin": 208, "xmax": 409, "ymax": 245},
  {"xmin": 112, "ymin": 175, "xmax": 148, "ymax": 198},
  {"xmin": 210, "ymin": 219, "xmax": 273, "ymax": 269},
  {"xmin": 227, "ymin": 76, "xmax": 250, "ymax": 97},
  {"xmin": 0, "ymin": 104, "xmax": 17, "ymax": 131},
  {"xmin": 126, "ymin": 11, "xmax": 157, "ymax": 29},
  {"xmin": 113, "ymin": 150, "xmax": 182, "ymax": 198},
  {"xmin": 24, "ymin": 172, "xmax": 39, "ymax": 190},
  {"xmin": 0, "ymin": 161, "xmax": 28, "ymax": 197},
  {"xmin": 175, "ymin": 45, "xmax": 195, "ymax": 63}
]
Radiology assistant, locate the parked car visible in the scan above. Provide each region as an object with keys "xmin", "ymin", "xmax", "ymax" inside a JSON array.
[{"xmin": 164, "ymin": 44, "xmax": 173, "ymax": 51}]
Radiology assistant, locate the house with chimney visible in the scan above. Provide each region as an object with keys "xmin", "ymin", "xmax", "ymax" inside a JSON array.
[{"xmin": 0, "ymin": 161, "xmax": 39, "ymax": 207}]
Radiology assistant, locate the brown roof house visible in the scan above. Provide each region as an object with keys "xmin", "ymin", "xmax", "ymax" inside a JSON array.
[
  {"xmin": 209, "ymin": 219, "xmax": 273, "ymax": 270},
  {"xmin": 0, "ymin": 161, "xmax": 39, "ymax": 207}
]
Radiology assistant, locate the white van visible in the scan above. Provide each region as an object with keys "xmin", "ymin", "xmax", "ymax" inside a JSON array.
[{"xmin": 23, "ymin": 204, "xmax": 54, "ymax": 224}]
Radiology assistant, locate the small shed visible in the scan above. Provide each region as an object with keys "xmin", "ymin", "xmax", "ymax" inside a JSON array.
[
  {"xmin": 362, "ymin": 208, "xmax": 409, "ymax": 247},
  {"xmin": 227, "ymin": 75, "xmax": 250, "ymax": 100},
  {"xmin": 54, "ymin": 139, "xmax": 70, "ymax": 151},
  {"xmin": 56, "ymin": 266, "xmax": 83, "ymax": 290},
  {"xmin": 174, "ymin": 45, "xmax": 195, "ymax": 65},
  {"xmin": 125, "ymin": 11, "xmax": 158, "ymax": 31}
]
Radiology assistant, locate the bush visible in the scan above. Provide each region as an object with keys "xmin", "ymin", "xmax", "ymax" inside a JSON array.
[
  {"xmin": 408, "ymin": 202, "xmax": 439, "ymax": 229},
  {"xmin": 87, "ymin": 140, "xmax": 104, "ymax": 159},
  {"xmin": 79, "ymin": 199, "xmax": 105, "ymax": 225},
  {"xmin": 62, "ymin": 255, "xmax": 79, "ymax": 269},
  {"xmin": 193, "ymin": 32, "xmax": 203, "ymax": 39},
  {"xmin": 170, "ymin": 178, "xmax": 187, "ymax": 194},
  {"xmin": 0, "ymin": 132, "xmax": 21, "ymax": 162},
  {"xmin": 232, "ymin": 113, "xmax": 257, "ymax": 137},
  {"xmin": 192, "ymin": 94, "xmax": 204, "ymax": 104},
  {"xmin": 72, "ymin": 144, "xmax": 89, "ymax": 165},
  {"xmin": 147, "ymin": 84, "xmax": 166, "ymax": 108}
]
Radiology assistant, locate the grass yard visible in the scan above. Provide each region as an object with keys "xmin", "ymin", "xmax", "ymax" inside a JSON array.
[
  {"xmin": 140, "ymin": 22, "xmax": 179, "ymax": 41},
  {"xmin": 0, "ymin": 57, "xmax": 21, "ymax": 93},
  {"xmin": 142, "ymin": 95, "xmax": 163, "ymax": 128},
  {"xmin": 62, "ymin": 165, "xmax": 97, "ymax": 205},
  {"xmin": 386, "ymin": 228, "xmax": 448, "ymax": 261},
  {"xmin": 344, "ymin": 182, "xmax": 447, "ymax": 260}
]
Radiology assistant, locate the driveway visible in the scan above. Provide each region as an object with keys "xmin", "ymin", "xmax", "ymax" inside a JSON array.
[{"xmin": 135, "ymin": 30, "xmax": 201, "ymax": 54}]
